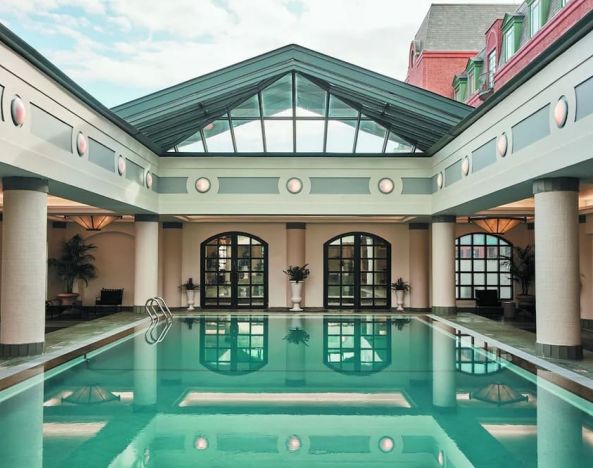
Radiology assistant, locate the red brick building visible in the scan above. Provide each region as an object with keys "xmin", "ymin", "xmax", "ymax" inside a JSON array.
[
  {"xmin": 407, "ymin": 0, "xmax": 593, "ymax": 106},
  {"xmin": 405, "ymin": 3, "xmax": 517, "ymax": 98}
]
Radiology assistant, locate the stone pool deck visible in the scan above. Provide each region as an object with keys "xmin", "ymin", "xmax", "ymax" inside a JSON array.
[{"xmin": 432, "ymin": 312, "xmax": 593, "ymax": 395}]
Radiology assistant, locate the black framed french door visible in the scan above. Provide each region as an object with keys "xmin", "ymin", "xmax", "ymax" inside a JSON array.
[
  {"xmin": 200, "ymin": 232, "xmax": 268, "ymax": 309},
  {"xmin": 324, "ymin": 232, "xmax": 391, "ymax": 309}
]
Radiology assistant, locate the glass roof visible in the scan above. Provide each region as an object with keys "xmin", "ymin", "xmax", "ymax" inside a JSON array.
[{"xmin": 173, "ymin": 72, "xmax": 417, "ymax": 155}]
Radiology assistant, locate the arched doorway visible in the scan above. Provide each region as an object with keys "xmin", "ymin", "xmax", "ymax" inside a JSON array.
[
  {"xmin": 200, "ymin": 232, "xmax": 268, "ymax": 308},
  {"xmin": 324, "ymin": 232, "xmax": 391, "ymax": 309}
]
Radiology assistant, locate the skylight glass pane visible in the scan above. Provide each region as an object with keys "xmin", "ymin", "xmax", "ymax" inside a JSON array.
[
  {"xmin": 328, "ymin": 95, "xmax": 358, "ymax": 117},
  {"xmin": 296, "ymin": 120, "xmax": 324, "ymax": 152},
  {"xmin": 231, "ymin": 95, "xmax": 260, "ymax": 118},
  {"xmin": 265, "ymin": 120, "xmax": 293, "ymax": 152},
  {"xmin": 203, "ymin": 118, "xmax": 234, "ymax": 152},
  {"xmin": 385, "ymin": 131, "xmax": 414, "ymax": 153},
  {"xmin": 177, "ymin": 131, "xmax": 205, "ymax": 152},
  {"xmin": 296, "ymin": 74, "xmax": 326, "ymax": 117},
  {"xmin": 326, "ymin": 119, "xmax": 356, "ymax": 152},
  {"xmin": 262, "ymin": 74, "xmax": 292, "ymax": 117},
  {"xmin": 356, "ymin": 120, "xmax": 386, "ymax": 153},
  {"xmin": 233, "ymin": 118, "xmax": 264, "ymax": 152}
]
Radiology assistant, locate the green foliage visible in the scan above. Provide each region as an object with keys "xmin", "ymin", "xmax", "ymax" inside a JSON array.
[
  {"xmin": 501, "ymin": 245, "xmax": 535, "ymax": 296},
  {"xmin": 283, "ymin": 264, "xmax": 310, "ymax": 283},
  {"xmin": 48, "ymin": 235, "xmax": 97, "ymax": 293},
  {"xmin": 180, "ymin": 277, "xmax": 199, "ymax": 290},
  {"xmin": 391, "ymin": 277, "xmax": 410, "ymax": 292},
  {"xmin": 283, "ymin": 327, "xmax": 310, "ymax": 346}
]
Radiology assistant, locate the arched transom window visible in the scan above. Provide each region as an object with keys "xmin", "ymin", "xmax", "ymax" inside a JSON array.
[{"xmin": 455, "ymin": 233, "xmax": 513, "ymax": 300}]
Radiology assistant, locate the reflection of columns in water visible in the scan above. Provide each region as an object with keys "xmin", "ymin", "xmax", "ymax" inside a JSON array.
[
  {"xmin": 537, "ymin": 370, "xmax": 582, "ymax": 468},
  {"xmin": 0, "ymin": 375, "xmax": 44, "ymax": 468},
  {"xmin": 134, "ymin": 332, "xmax": 157, "ymax": 409},
  {"xmin": 410, "ymin": 318, "xmax": 430, "ymax": 383},
  {"xmin": 432, "ymin": 322, "xmax": 456, "ymax": 409},
  {"xmin": 285, "ymin": 316, "xmax": 306, "ymax": 386}
]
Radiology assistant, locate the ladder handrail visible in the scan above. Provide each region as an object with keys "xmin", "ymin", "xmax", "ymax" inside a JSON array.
[
  {"xmin": 154, "ymin": 296, "xmax": 173, "ymax": 320},
  {"xmin": 144, "ymin": 297, "xmax": 173, "ymax": 323},
  {"xmin": 144, "ymin": 298, "xmax": 159, "ymax": 323}
]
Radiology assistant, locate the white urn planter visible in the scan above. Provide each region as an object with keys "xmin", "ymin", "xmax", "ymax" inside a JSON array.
[
  {"xmin": 395, "ymin": 290, "xmax": 405, "ymax": 311},
  {"xmin": 186, "ymin": 290, "xmax": 196, "ymax": 311},
  {"xmin": 289, "ymin": 281, "xmax": 304, "ymax": 312}
]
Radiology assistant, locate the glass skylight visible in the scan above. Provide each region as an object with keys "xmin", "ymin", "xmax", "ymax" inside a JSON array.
[{"xmin": 174, "ymin": 72, "xmax": 417, "ymax": 155}]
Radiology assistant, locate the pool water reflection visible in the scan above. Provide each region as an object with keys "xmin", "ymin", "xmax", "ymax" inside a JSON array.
[{"xmin": 1, "ymin": 314, "xmax": 593, "ymax": 467}]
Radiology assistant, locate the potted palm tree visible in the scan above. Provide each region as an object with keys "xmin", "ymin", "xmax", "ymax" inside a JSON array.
[
  {"xmin": 49, "ymin": 234, "xmax": 97, "ymax": 305},
  {"xmin": 180, "ymin": 278, "xmax": 200, "ymax": 310},
  {"xmin": 283, "ymin": 264, "xmax": 310, "ymax": 311},
  {"xmin": 391, "ymin": 277, "xmax": 410, "ymax": 311},
  {"xmin": 501, "ymin": 245, "xmax": 535, "ymax": 308}
]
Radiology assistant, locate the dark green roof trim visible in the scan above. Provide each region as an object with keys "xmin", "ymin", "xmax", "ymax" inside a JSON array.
[
  {"xmin": 429, "ymin": 5, "xmax": 593, "ymax": 155},
  {"xmin": 113, "ymin": 44, "xmax": 472, "ymax": 153},
  {"xmin": 0, "ymin": 23, "xmax": 161, "ymax": 155}
]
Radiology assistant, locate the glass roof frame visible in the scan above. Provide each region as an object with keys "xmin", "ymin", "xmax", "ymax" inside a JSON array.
[{"xmin": 172, "ymin": 72, "xmax": 418, "ymax": 156}]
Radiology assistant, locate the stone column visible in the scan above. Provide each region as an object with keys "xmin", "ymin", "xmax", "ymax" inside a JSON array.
[
  {"xmin": 0, "ymin": 177, "xmax": 48, "ymax": 357},
  {"xmin": 431, "ymin": 215, "xmax": 456, "ymax": 315},
  {"xmin": 162, "ymin": 222, "xmax": 183, "ymax": 308},
  {"xmin": 533, "ymin": 178, "xmax": 582, "ymax": 359},
  {"xmin": 432, "ymin": 322, "xmax": 456, "ymax": 410},
  {"xmin": 133, "ymin": 333, "xmax": 157, "ymax": 410},
  {"xmin": 286, "ymin": 223, "xmax": 306, "ymax": 307},
  {"xmin": 409, "ymin": 223, "xmax": 430, "ymax": 310},
  {"xmin": 537, "ymin": 370, "xmax": 582, "ymax": 467},
  {"xmin": 134, "ymin": 215, "xmax": 159, "ymax": 312}
]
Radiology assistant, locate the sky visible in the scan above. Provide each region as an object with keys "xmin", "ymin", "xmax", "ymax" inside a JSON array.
[{"xmin": 0, "ymin": 0, "xmax": 518, "ymax": 107}]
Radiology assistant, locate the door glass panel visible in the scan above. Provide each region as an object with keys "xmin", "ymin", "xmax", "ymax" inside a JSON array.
[{"xmin": 324, "ymin": 233, "xmax": 390, "ymax": 309}]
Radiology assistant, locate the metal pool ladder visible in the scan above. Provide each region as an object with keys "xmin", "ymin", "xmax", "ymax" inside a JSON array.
[{"xmin": 144, "ymin": 296, "xmax": 173, "ymax": 323}]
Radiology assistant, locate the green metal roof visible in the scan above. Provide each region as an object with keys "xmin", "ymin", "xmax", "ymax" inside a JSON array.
[{"xmin": 113, "ymin": 44, "xmax": 473, "ymax": 155}]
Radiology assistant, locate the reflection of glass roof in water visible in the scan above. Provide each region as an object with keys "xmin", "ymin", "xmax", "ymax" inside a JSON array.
[{"xmin": 173, "ymin": 73, "xmax": 416, "ymax": 155}]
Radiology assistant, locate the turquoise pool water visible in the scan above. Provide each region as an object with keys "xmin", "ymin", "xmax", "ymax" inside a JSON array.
[{"xmin": 1, "ymin": 314, "xmax": 593, "ymax": 467}]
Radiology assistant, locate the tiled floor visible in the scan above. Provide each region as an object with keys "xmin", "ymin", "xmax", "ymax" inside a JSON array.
[{"xmin": 433, "ymin": 312, "xmax": 593, "ymax": 393}]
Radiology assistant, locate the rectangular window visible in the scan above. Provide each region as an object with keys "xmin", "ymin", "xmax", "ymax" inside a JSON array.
[
  {"xmin": 530, "ymin": 0, "xmax": 541, "ymax": 37},
  {"xmin": 488, "ymin": 51, "xmax": 496, "ymax": 88},
  {"xmin": 468, "ymin": 71, "xmax": 474, "ymax": 94},
  {"xmin": 504, "ymin": 28, "xmax": 515, "ymax": 60}
]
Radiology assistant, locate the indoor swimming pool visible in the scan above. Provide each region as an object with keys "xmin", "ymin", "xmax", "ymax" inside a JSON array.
[{"xmin": 1, "ymin": 313, "xmax": 592, "ymax": 467}]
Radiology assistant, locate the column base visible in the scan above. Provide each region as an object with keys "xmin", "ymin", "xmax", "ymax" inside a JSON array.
[
  {"xmin": 431, "ymin": 306, "xmax": 457, "ymax": 316},
  {"xmin": 0, "ymin": 342, "xmax": 44, "ymax": 358},
  {"xmin": 536, "ymin": 343, "xmax": 583, "ymax": 360}
]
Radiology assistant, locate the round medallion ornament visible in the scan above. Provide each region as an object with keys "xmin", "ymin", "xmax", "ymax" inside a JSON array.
[
  {"xmin": 553, "ymin": 96, "xmax": 568, "ymax": 128},
  {"xmin": 437, "ymin": 172, "xmax": 444, "ymax": 189},
  {"xmin": 461, "ymin": 156, "xmax": 470, "ymax": 176},
  {"xmin": 117, "ymin": 156, "xmax": 126, "ymax": 175},
  {"xmin": 496, "ymin": 133, "xmax": 508, "ymax": 157},
  {"xmin": 10, "ymin": 96, "xmax": 26, "ymax": 127},
  {"xmin": 194, "ymin": 436, "xmax": 208, "ymax": 450},
  {"xmin": 378, "ymin": 436, "xmax": 395, "ymax": 453},
  {"xmin": 195, "ymin": 177, "xmax": 211, "ymax": 193},
  {"xmin": 378, "ymin": 178, "xmax": 394, "ymax": 194},
  {"xmin": 286, "ymin": 435, "xmax": 302, "ymax": 452},
  {"xmin": 145, "ymin": 171, "xmax": 153, "ymax": 189},
  {"xmin": 76, "ymin": 132, "xmax": 87, "ymax": 156},
  {"xmin": 286, "ymin": 177, "xmax": 303, "ymax": 194}
]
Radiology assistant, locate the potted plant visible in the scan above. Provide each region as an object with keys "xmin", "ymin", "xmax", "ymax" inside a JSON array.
[
  {"xmin": 49, "ymin": 234, "xmax": 97, "ymax": 305},
  {"xmin": 283, "ymin": 328, "xmax": 310, "ymax": 346},
  {"xmin": 501, "ymin": 245, "xmax": 535, "ymax": 309},
  {"xmin": 283, "ymin": 264, "xmax": 310, "ymax": 312},
  {"xmin": 391, "ymin": 277, "xmax": 410, "ymax": 311},
  {"xmin": 180, "ymin": 278, "xmax": 200, "ymax": 311}
]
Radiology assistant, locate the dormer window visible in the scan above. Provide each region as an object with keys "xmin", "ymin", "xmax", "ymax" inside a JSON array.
[
  {"xmin": 504, "ymin": 28, "xmax": 515, "ymax": 60},
  {"xmin": 488, "ymin": 51, "xmax": 496, "ymax": 89}
]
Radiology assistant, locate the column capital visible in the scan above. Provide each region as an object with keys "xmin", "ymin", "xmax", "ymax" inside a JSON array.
[
  {"xmin": 2, "ymin": 177, "xmax": 48, "ymax": 193},
  {"xmin": 286, "ymin": 222, "xmax": 306, "ymax": 230},
  {"xmin": 409, "ymin": 223, "xmax": 429, "ymax": 230},
  {"xmin": 162, "ymin": 222, "xmax": 183, "ymax": 229},
  {"xmin": 533, "ymin": 177, "xmax": 579, "ymax": 194},
  {"xmin": 134, "ymin": 214, "xmax": 159, "ymax": 222},
  {"xmin": 431, "ymin": 215, "xmax": 456, "ymax": 223}
]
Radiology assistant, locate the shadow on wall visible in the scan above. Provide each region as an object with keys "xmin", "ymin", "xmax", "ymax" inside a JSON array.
[{"xmin": 80, "ymin": 230, "xmax": 135, "ymax": 306}]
